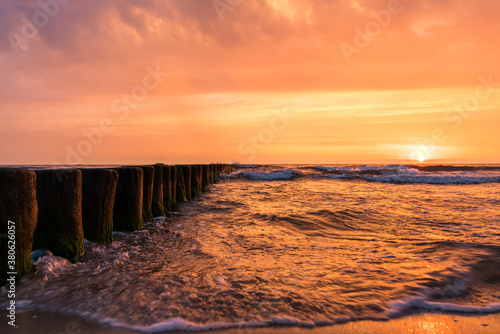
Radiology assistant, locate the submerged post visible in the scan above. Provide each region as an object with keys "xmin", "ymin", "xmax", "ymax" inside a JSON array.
[
  {"xmin": 0, "ymin": 169, "xmax": 38, "ymax": 282},
  {"xmin": 113, "ymin": 167, "xmax": 143, "ymax": 231},
  {"xmin": 81, "ymin": 169, "xmax": 118, "ymax": 244},
  {"xmin": 152, "ymin": 164, "xmax": 165, "ymax": 217},
  {"xmin": 33, "ymin": 169, "xmax": 84, "ymax": 262}
]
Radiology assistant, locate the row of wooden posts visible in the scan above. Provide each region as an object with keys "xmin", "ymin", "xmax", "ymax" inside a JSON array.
[{"xmin": 0, "ymin": 164, "xmax": 234, "ymax": 283}]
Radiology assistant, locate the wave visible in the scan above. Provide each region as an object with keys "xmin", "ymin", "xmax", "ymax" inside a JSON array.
[
  {"xmin": 223, "ymin": 165, "xmax": 500, "ymax": 184},
  {"xmin": 353, "ymin": 174, "xmax": 500, "ymax": 185},
  {"xmin": 308, "ymin": 165, "xmax": 500, "ymax": 185},
  {"xmin": 387, "ymin": 297, "xmax": 500, "ymax": 318},
  {"xmin": 411, "ymin": 165, "xmax": 500, "ymax": 172},
  {"xmin": 14, "ymin": 251, "xmax": 500, "ymax": 332},
  {"xmin": 221, "ymin": 169, "xmax": 305, "ymax": 181},
  {"xmin": 233, "ymin": 163, "xmax": 260, "ymax": 168}
]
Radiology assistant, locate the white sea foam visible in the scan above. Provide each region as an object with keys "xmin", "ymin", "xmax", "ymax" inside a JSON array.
[
  {"xmin": 32, "ymin": 255, "xmax": 73, "ymax": 277},
  {"xmin": 311, "ymin": 165, "xmax": 500, "ymax": 185},
  {"xmin": 364, "ymin": 174, "xmax": 500, "ymax": 185},
  {"xmin": 386, "ymin": 295, "xmax": 500, "ymax": 318}
]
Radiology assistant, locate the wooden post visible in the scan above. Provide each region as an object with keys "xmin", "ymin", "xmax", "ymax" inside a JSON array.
[
  {"xmin": 152, "ymin": 164, "xmax": 165, "ymax": 217},
  {"xmin": 81, "ymin": 169, "xmax": 118, "ymax": 244},
  {"xmin": 175, "ymin": 166, "xmax": 187, "ymax": 203},
  {"xmin": 113, "ymin": 167, "xmax": 143, "ymax": 231},
  {"xmin": 0, "ymin": 169, "xmax": 38, "ymax": 282},
  {"xmin": 33, "ymin": 169, "xmax": 84, "ymax": 262},
  {"xmin": 139, "ymin": 166, "xmax": 155, "ymax": 222}
]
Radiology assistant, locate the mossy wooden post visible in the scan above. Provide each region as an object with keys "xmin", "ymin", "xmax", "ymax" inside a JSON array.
[
  {"xmin": 210, "ymin": 164, "xmax": 216, "ymax": 184},
  {"xmin": 175, "ymin": 166, "xmax": 187, "ymax": 203},
  {"xmin": 170, "ymin": 166, "xmax": 177, "ymax": 207},
  {"xmin": 202, "ymin": 165, "xmax": 211, "ymax": 190},
  {"xmin": 162, "ymin": 165, "xmax": 172, "ymax": 211},
  {"xmin": 140, "ymin": 166, "xmax": 155, "ymax": 222},
  {"xmin": 33, "ymin": 169, "xmax": 84, "ymax": 262},
  {"xmin": 81, "ymin": 169, "xmax": 118, "ymax": 244},
  {"xmin": 191, "ymin": 165, "xmax": 203, "ymax": 198},
  {"xmin": 0, "ymin": 169, "xmax": 38, "ymax": 282},
  {"xmin": 113, "ymin": 167, "xmax": 143, "ymax": 231},
  {"xmin": 179, "ymin": 165, "xmax": 192, "ymax": 201},
  {"xmin": 215, "ymin": 164, "xmax": 221, "ymax": 182},
  {"xmin": 152, "ymin": 164, "xmax": 165, "ymax": 217}
]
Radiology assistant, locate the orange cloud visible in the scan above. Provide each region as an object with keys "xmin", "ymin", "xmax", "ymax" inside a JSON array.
[{"xmin": 1, "ymin": 0, "xmax": 499, "ymax": 164}]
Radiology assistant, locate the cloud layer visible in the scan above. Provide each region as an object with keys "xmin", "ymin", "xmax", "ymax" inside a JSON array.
[{"xmin": 1, "ymin": 0, "xmax": 499, "ymax": 163}]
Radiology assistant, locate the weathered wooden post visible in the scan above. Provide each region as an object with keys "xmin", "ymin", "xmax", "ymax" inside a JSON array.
[
  {"xmin": 33, "ymin": 169, "xmax": 84, "ymax": 262},
  {"xmin": 152, "ymin": 164, "xmax": 165, "ymax": 217},
  {"xmin": 215, "ymin": 164, "xmax": 221, "ymax": 182},
  {"xmin": 113, "ymin": 167, "xmax": 143, "ymax": 231},
  {"xmin": 191, "ymin": 165, "xmax": 203, "ymax": 198},
  {"xmin": 81, "ymin": 169, "xmax": 118, "ymax": 244},
  {"xmin": 170, "ymin": 166, "xmax": 178, "ymax": 208},
  {"xmin": 162, "ymin": 165, "xmax": 172, "ymax": 211},
  {"xmin": 202, "ymin": 164, "xmax": 211, "ymax": 190},
  {"xmin": 179, "ymin": 165, "xmax": 192, "ymax": 201},
  {"xmin": 139, "ymin": 166, "xmax": 155, "ymax": 222},
  {"xmin": 210, "ymin": 164, "xmax": 216, "ymax": 184},
  {"xmin": 175, "ymin": 166, "xmax": 188, "ymax": 203},
  {"xmin": 0, "ymin": 169, "xmax": 38, "ymax": 282}
]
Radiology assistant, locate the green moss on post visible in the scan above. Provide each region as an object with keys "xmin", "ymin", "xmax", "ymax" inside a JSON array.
[
  {"xmin": 81, "ymin": 169, "xmax": 118, "ymax": 244},
  {"xmin": 215, "ymin": 164, "xmax": 222, "ymax": 182},
  {"xmin": 210, "ymin": 164, "xmax": 216, "ymax": 184},
  {"xmin": 34, "ymin": 169, "xmax": 84, "ymax": 262},
  {"xmin": 202, "ymin": 165, "xmax": 211, "ymax": 190},
  {"xmin": 113, "ymin": 167, "xmax": 143, "ymax": 231},
  {"xmin": 175, "ymin": 166, "xmax": 187, "ymax": 203},
  {"xmin": 162, "ymin": 165, "xmax": 173, "ymax": 211},
  {"xmin": 179, "ymin": 165, "xmax": 192, "ymax": 201},
  {"xmin": 152, "ymin": 164, "xmax": 165, "ymax": 217},
  {"xmin": 139, "ymin": 166, "xmax": 155, "ymax": 222},
  {"xmin": 0, "ymin": 169, "xmax": 38, "ymax": 282},
  {"xmin": 170, "ymin": 166, "xmax": 178, "ymax": 206},
  {"xmin": 191, "ymin": 165, "xmax": 203, "ymax": 198}
]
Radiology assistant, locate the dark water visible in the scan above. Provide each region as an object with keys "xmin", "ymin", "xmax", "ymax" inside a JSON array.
[{"xmin": 2, "ymin": 164, "xmax": 500, "ymax": 331}]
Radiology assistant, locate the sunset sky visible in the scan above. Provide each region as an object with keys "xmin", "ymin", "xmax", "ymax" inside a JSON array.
[{"xmin": 1, "ymin": 0, "xmax": 499, "ymax": 165}]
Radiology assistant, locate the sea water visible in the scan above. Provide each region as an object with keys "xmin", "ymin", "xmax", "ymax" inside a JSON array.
[{"xmin": 2, "ymin": 164, "xmax": 500, "ymax": 331}]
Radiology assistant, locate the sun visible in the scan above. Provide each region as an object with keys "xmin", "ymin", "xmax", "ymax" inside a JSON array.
[{"xmin": 418, "ymin": 155, "xmax": 425, "ymax": 163}]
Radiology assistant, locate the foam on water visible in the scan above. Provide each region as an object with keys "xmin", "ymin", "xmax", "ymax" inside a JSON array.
[{"xmin": 230, "ymin": 164, "xmax": 500, "ymax": 184}]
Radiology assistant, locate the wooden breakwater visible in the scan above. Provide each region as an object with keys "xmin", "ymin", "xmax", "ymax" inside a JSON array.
[{"xmin": 0, "ymin": 164, "xmax": 233, "ymax": 282}]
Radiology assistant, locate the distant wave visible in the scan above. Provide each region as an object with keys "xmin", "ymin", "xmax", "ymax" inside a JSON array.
[
  {"xmin": 223, "ymin": 165, "xmax": 500, "ymax": 185},
  {"xmin": 310, "ymin": 165, "xmax": 500, "ymax": 184},
  {"xmin": 221, "ymin": 169, "xmax": 305, "ymax": 181},
  {"xmin": 411, "ymin": 165, "xmax": 500, "ymax": 172}
]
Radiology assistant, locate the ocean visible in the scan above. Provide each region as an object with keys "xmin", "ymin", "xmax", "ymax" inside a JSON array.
[{"xmin": 2, "ymin": 164, "xmax": 500, "ymax": 332}]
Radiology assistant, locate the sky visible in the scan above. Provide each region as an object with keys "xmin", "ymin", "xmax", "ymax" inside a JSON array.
[{"xmin": 1, "ymin": 0, "xmax": 499, "ymax": 165}]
